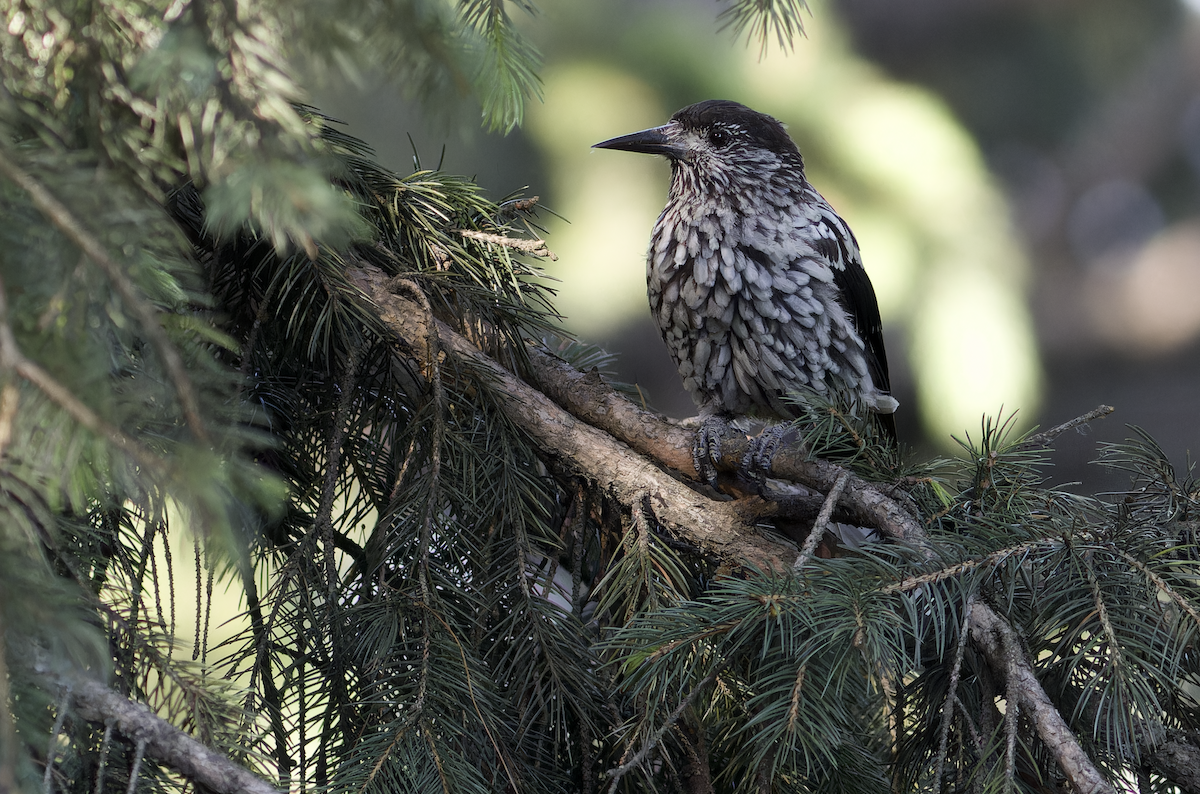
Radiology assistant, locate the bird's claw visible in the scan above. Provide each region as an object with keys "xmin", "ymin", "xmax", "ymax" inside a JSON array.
[
  {"xmin": 693, "ymin": 418, "xmax": 727, "ymax": 485},
  {"xmin": 693, "ymin": 418, "xmax": 794, "ymax": 488},
  {"xmin": 741, "ymin": 424, "xmax": 790, "ymax": 485}
]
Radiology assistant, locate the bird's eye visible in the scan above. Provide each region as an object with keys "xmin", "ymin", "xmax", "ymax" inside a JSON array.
[{"xmin": 708, "ymin": 128, "xmax": 730, "ymax": 148}]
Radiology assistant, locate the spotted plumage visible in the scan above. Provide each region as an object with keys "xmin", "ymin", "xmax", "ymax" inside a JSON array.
[{"xmin": 595, "ymin": 100, "xmax": 898, "ymax": 476}]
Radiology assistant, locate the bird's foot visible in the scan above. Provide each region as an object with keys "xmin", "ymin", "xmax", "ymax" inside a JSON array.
[
  {"xmin": 692, "ymin": 417, "xmax": 798, "ymax": 489},
  {"xmin": 693, "ymin": 416, "xmax": 730, "ymax": 486},
  {"xmin": 741, "ymin": 423, "xmax": 793, "ymax": 485}
]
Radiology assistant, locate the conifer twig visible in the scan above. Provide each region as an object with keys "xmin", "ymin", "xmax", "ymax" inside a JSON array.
[
  {"xmin": 933, "ymin": 597, "xmax": 974, "ymax": 787},
  {"xmin": 604, "ymin": 669, "xmax": 719, "ymax": 794},
  {"xmin": 1004, "ymin": 650, "xmax": 1020, "ymax": 787},
  {"xmin": 1017, "ymin": 405, "xmax": 1114, "ymax": 450},
  {"xmin": 125, "ymin": 740, "xmax": 147, "ymax": 794},
  {"xmin": 93, "ymin": 720, "xmax": 114, "ymax": 794},
  {"xmin": 969, "ymin": 604, "xmax": 1115, "ymax": 794},
  {"xmin": 0, "ymin": 148, "xmax": 209, "ymax": 443},
  {"xmin": 1118, "ymin": 550, "xmax": 1200, "ymax": 633},
  {"xmin": 33, "ymin": 656, "xmax": 280, "ymax": 794},
  {"xmin": 879, "ymin": 541, "xmax": 1045, "ymax": 595},
  {"xmin": 793, "ymin": 470, "xmax": 848, "ymax": 570},
  {"xmin": 457, "ymin": 229, "xmax": 557, "ymax": 259}
]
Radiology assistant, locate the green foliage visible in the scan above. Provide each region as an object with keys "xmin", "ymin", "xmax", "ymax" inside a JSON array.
[
  {"xmin": 3, "ymin": 2, "xmax": 1200, "ymax": 794},
  {"xmin": 459, "ymin": 0, "xmax": 544, "ymax": 132},
  {"xmin": 600, "ymin": 413, "xmax": 1200, "ymax": 792},
  {"xmin": 718, "ymin": 0, "xmax": 811, "ymax": 54}
]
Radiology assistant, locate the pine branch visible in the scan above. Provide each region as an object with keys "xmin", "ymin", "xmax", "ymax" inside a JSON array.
[
  {"xmin": 1017, "ymin": 404, "xmax": 1115, "ymax": 451},
  {"xmin": 603, "ymin": 669, "xmax": 719, "ymax": 794},
  {"xmin": 792, "ymin": 470, "xmax": 849, "ymax": 571},
  {"xmin": 717, "ymin": 0, "xmax": 810, "ymax": 54},
  {"xmin": 520, "ymin": 337, "xmax": 927, "ymax": 548},
  {"xmin": 348, "ymin": 264, "xmax": 800, "ymax": 571},
  {"xmin": 1117, "ymin": 549, "xmax": 1200, "ymax": 633},
  {"xmin": 933, "ymin": 597, "xmax": 975, "ymax": 787},
  {"xmin": 457, "ymin": 229, "xmax": 556, "ymax": 259},
  {"xmin": 345, "ymin": 253, "xmax": 1148, "ymax": 793},
  {"xmin": 32, "ymin": 656, "xmax": 279, "ymax": 794},
  {"xmin": 0, "ymin": 276, "xmax": 166, "ymax": 476},
  {"xmin": 349, "ymin": 259, "xmax": 931, "ymax": 574},
  {"xmin": 1144, "ymin": 731, "xmax": 1200, "ymax": 794},
  {"xmin": 968, "ymin": 604, "xmax": 1116, "ymax": 794}
]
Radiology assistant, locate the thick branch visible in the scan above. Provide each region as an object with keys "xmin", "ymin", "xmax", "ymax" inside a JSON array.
[
  {"xmin": 968, "ymin": 604, "xmax": 1115, "ymax": 794},
  {"xmin": 349, "ymin": 264, "xmax": 1117, "ymax": 788},
  {"xmin": 347, "ymin": 263, "xmax": 929, "ymax": 565},
  {"xmin": 345, "ymin": 263, "xmax": 1134, "ymax": 791},
  {"xmin": 348, "ymin": 266, "xmax": 798, "ymax": 570},
  {"xmin": 35, "ymin": 661, "xmax": 279, "ymax": 794},
  {"xmin": 524, "ymin": 343, "xmax": 926, "ymax": 546},
  {"xmin": 1144, "ymin": 731, "xmax": 1200, "ymax": 794}
]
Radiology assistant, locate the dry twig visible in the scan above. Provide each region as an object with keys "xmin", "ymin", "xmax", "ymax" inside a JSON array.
[{"xmin": 1017, "ymin": 404, "xmax": 1114, "ymax": 451}]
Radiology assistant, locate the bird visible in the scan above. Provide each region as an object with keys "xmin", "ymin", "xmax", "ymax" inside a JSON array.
[{"xmin": 593, "ymin": 99, "xmax": 898, "ymax": 482}]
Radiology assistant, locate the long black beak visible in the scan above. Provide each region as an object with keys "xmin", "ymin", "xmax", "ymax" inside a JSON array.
[{"xmin": 592, "ymin": 124, "xmax": 684, "ymax": 158}]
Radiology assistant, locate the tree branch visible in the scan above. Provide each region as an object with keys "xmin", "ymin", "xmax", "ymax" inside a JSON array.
[
  {"xmin": 1144, "ymin": 730, "xmax": 1200, "ymax": 794},
  {"xmin": 0, "ymin": 276, "xmax": 166, "ymax": 476},
  {"xmin": 348, "ymin": 265, "xmax": 799, "ymax": 571},
  {"xmin": 349, "ymin": 263, "xmax": 928, "ymax": 565},
  {"xmin": 968, "ymin": 604, "xmax": 1116, "ymax": 794},
  {"xmin": 792, "ymin": 470, "xmax": 849, "ymax": 570},
  {"xmin": 33, "ymin": 659, "xmax": 279, "ymax": 794},
  {"xmin": 604, "ymin": 670, "xmax": 719, "ymax": 794},
  {"xmin": 522, "ymin": 335, "xmax": 926, "ymax": 546},
  {"xmin": 349, "ymin": 263, "xmax": 1118, "ymax": 790},
  {"xmin": 369, "ymin": 259, "xmax": 930, "ymax": 564},
  {"xmin": 1017, "ymin": 404, "xmax": 1114, "ymax": 451}
]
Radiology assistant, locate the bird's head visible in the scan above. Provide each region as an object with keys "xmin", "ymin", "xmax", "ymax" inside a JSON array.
[{"xmin": 592, "ymin": 100, "xmax": 804, "ymax": 185}]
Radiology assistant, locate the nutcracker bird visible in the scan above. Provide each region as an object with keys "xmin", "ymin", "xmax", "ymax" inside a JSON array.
[{"xmin": 593, "ymin": 100, "xmax": 898, "ymax": 482}]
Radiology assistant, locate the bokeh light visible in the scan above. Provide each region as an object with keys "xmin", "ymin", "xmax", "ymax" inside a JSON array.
[{"xmin": 527, "ymin": 65, "xmax": 666, "ymax": 336}]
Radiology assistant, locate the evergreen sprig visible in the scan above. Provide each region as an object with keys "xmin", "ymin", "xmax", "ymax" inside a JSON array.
[{"xmin": 717, "ymin": 0, "xmax": 812, "ymax": 55}]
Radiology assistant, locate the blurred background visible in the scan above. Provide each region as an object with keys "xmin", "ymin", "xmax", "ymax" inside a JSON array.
[{"xmin": 312, "ymin": 0, "xmax": 1200, "ymax": 492}]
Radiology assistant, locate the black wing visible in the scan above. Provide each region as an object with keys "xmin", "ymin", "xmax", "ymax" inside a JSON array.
[{"xmin": 813, "ymin": 212, "xmax": 897, "ymax": 445}]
